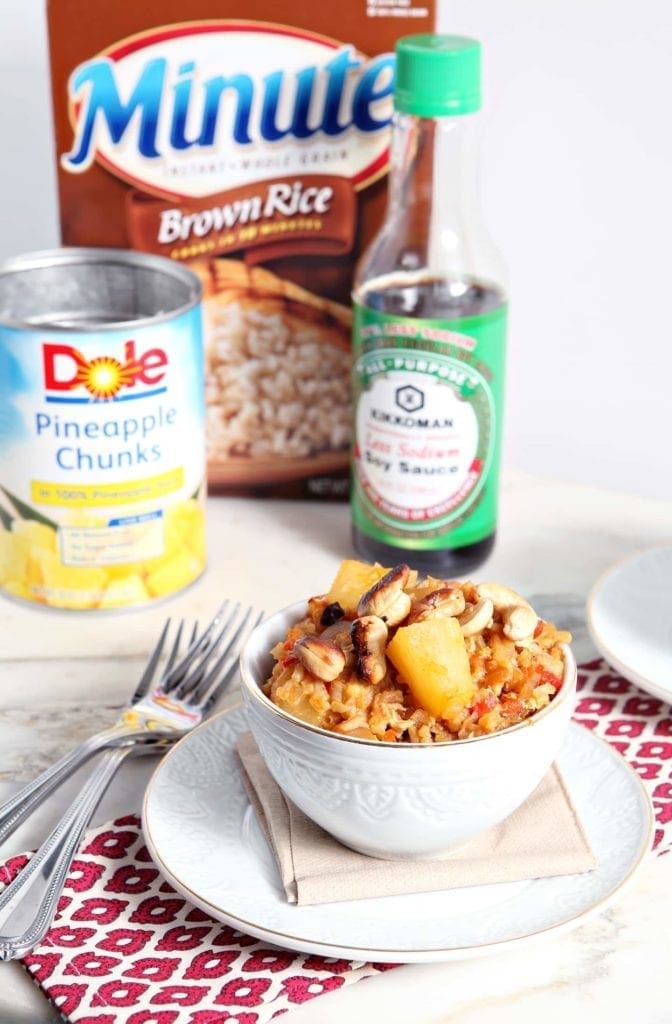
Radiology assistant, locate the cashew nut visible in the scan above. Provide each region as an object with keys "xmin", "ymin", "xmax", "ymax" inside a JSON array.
[
  {"xmin": 320, "ymin": 620, "xmax": 355, "ymax": 665},
  {"xmin": 293, "ymin": 635, "xmax": 346, "ymax": 681},
  {"xmin": 408, "ymin": 585, "xmax": 466, "ymax": 623},
  {"xmin": 476, "ymin": 582, "xmax": 530, "ymax": 609},
  {"xmin": 458, "ymin": 598, "xmax": 494, "ymax": 636},
  {"xmin": 357, "ymin": 564, "xmax": 411, "ymax": 626},
  {"xmin": 351, "ymin": 615, "xmax": 388, "ymax": 685},
  {"xmin": 503, "ymin": 604, "xmax": 538, "ymax": 642},
  {"xmin": 476, "ymin": 582, "xmax": 538, "ymax": 642}
]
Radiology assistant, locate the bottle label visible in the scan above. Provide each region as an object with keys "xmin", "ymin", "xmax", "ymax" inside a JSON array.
[{"xmin": 352, "ymin": 301, "xmax": 507, "ymax": 551}]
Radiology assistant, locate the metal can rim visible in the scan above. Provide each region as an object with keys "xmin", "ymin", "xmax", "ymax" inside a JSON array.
[{"xmin": 0, "ymin": 247, "xmax": 202, "ymax": 332}]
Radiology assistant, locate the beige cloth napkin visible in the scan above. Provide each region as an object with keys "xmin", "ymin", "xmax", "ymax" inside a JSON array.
[{"xmin": 237, "ymin": 733, "xmax": 596, "ymax": 906}]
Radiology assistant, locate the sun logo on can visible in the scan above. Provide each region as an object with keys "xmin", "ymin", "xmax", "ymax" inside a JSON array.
[
  {"xmin": 42, "ymin": 340, "xmax": 169, "ymax": 402},
  {"xmin": 78, "ymin": 355, "xmax": 136, "ymax": 398}
]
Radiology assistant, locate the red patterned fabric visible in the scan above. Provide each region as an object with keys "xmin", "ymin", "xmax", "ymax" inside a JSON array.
[
  {"xmin": 0, "ymin": 659, "xmax": 668, "ymax": 1023},
  {"xmin": 573, "ymin": 659, "xmax": 671, "ymax": 853},
  {"xmin": 0, "ymin": 820, "xmax": 385, "ymax": 1022}
]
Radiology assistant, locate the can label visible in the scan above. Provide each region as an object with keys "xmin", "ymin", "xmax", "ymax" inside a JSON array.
[
  {"xmin": 0, "ymin": 308, "xmax": 206, "ymax": 608},
  {"xmin": 352, "ymin": 302, "xmax": 506, "ymax": 551}
]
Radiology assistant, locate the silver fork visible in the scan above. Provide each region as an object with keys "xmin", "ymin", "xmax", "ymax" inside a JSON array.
[
  {"xmin": 0, "ymin": 603, "xmax": 254, "ymax": 846},
  {"xmin": 0, "ymin": 602, "xmax": 261, "ymax": 961}
]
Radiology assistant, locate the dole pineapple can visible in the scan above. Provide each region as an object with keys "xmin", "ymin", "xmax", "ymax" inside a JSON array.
[{"xmin": 0, "ymin": 248, "xmax": 206, "ymax": 610}]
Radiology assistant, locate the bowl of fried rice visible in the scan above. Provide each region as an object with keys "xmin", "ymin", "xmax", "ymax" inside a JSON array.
[{"xmin": 240, "ymin": 560, "xmax": 576, "ymax": 859}]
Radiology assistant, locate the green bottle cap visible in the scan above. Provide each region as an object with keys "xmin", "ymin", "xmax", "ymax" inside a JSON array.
[{"xmin": 395, "ymin": 34, "xmax": 481, "ymax": 117}]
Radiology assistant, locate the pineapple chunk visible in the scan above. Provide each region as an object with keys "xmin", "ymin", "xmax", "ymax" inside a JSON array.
[
  {"xmin": 145, "ymin": 550, "xmax": 202, "ymax": 597},
  {"xmin": 0, "ymin": 530, "xmax": 30, "ymax": 586},
  {"xmin": 2, "ymin": 579, "xmax": 33, "ymax": 601},
  {"xmin": 273, "ymin": 691, "xmax": 328, "ymax": 729},
  {"xmin": 104, "ymin": 560, "xmax": 144, "ymax": 582},
  {"xmin": 11, "ymin": 519, "xmax": 58, "ymax": 552},
  {"xmin": 38, "ymin": 551, "xmax": 107, "ymax": 609},
  {"xmin": 165, "ymin": 499, "xmax": 206, "ymax": 561},
  {"xmin": 387, "ymin": 617, "xmax": 475, "ymax": 718},
  {"xmin": 99, "ymin": 574, "xmax": 150, "ymax": 608},
  {"xmin": 327, "ymin": 559, "xmax": 390, "ymax": 614}
]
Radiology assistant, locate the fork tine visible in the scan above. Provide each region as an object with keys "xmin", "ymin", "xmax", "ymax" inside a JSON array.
[
  {"xmin": 197, "ymin": 604, "xmax": 240, "ymax": 660},
  {"xmin": 201, "ymin": 660, "xmax": 240, "ymax": 715},
  {"xmin": 163, "ymin": 601, "xmax": 230, "ymax": 690},
  {"xmin": 166, "ymin": 603, "xmax": 239, "ymax": 697},
  {"xmin": 164, "ymin": 620, "xmax": 185, "ymax": 678},
  {"xmin": 189, "ymin": 600, "xmax": 229, "ymax": 656},
  {"xmin": 201, "ymin": 609, "xmax": 264, "ymax": 714},
  {"xmin": 191, "ymin": 607, "xmax": 261, "ymax": 706},
  {"xmin": 178, "ymin": 604, "xmax": 250, "ymax": 703},
  {"xmin": 128, "ymin": 619, "xmax": 171, "ymax": 704},
  {"xmin": 187, "ymin": 606, "xmax": 254, "ymax": 702}
]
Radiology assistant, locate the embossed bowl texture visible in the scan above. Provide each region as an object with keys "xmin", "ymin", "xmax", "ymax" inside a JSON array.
[{"xmin": 240, "ymin": 601, "xmax": 577, "ymax": 859}]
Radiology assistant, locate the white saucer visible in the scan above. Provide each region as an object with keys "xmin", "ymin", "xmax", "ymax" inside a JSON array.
[
  {"xmin": 142, "ymin": 706, "xmax": 652, "ymax": 963},
  {"xmin": 587, "ymin": 545, "xmax": 672, "ymax": 704}
]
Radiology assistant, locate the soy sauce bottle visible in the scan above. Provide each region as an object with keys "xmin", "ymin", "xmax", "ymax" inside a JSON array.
[{"xmin": 351, "ymin": 35, "xmax": 507, "ymax": 574}]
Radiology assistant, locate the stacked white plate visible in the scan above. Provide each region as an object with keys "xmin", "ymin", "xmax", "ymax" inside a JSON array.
[{"xmin": 587, "ymin": 545, "xmax": 672, "ymax": 704}]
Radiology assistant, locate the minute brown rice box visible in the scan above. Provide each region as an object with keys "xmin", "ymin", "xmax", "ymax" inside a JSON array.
[{"xmin": 47, "ymin": 0, "xmax": 438, "ymax": 498}]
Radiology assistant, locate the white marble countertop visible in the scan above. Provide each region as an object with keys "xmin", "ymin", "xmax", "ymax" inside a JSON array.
[{"xmin": 0, "ymin": 469, "xmax": 670, "ymax": 1023}]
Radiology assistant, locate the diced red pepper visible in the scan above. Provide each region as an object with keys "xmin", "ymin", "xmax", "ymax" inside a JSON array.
[
  {"xmin": 534, "ymin": 619, "xmax": 544, "ymax": 638},
  {"xmin": 472, "ymin": 691, "xmax": 498, "ymax": 718},
  {"xmin": 280, "ymin": 654, "xmax": 298, "ymax": 669},
  {"xmin": 540, "ymin": 669, "xmax": 562, "ymax": 691}
]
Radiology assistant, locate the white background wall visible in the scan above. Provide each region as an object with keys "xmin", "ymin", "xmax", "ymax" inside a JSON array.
[{"xmin": 0, "ymin": 1, "xmax": 670, "ymax": 501}]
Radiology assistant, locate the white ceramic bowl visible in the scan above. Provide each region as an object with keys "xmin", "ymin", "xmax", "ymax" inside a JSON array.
[{"xmin": 240, "ymin": 601, "xmax": 577, "ymax": 860}]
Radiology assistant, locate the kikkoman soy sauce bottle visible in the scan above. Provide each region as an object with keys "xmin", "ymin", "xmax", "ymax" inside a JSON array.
[{"xmin": 351, "ymin": 34, "xmax": 507, "ymax": 574}]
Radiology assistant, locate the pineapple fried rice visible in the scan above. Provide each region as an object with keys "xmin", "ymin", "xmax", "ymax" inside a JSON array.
[{"xmin": 265, "ymin": 561, "xmax": 571, "ymax": 743}]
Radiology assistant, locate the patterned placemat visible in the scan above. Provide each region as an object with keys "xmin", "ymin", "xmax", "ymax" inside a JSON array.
[
  {"xmin": 573, "ymin": 658, "xmax": 670, "ymax": 852},
  {"xmin": 0, "ymin": 658, "xmax": 669, "ymax": 1023}
]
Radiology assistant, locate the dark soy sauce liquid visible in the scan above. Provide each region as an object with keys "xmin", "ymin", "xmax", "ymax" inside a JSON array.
[{"xmin": 353, "ymin": 275, "xmax": 506, "ymax": 576}]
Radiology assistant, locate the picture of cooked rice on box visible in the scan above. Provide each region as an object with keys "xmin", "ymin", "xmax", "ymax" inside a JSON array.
[{"xmin": 194, "ymin": 259, "xmax": 352, "ymax": 488}]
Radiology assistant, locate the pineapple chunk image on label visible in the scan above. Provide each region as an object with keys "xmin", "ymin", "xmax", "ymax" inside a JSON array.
[
  {"xmin": 145, "ymin": 549, "xmax": 203, "ymax": 598},
  {"xmin": 11, "ymin": 519, "xmax": 58, "ymax": 552},
  {"xmin": 38, "ymin": 551, "xmax": 108, "ymax": 609},
  {"xmin": 0, "ymin": 530, "xmax": 31, "ymax": 587},
  {"xmin": 99, "ymin": 574, "xmax": 150, "ymax": 608},
  {"xmin": 164, "ymin": 500, "xmax": 206, "ymax": 561}
]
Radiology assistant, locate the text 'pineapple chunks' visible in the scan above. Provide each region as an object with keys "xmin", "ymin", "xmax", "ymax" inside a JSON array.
[
  {"xmin": 386, "ymin": 617, "xmax": 476, "ymax": 718},
  {"xmin": 327, "ymin": 559, "xmax": 390, "ymax": 614}
]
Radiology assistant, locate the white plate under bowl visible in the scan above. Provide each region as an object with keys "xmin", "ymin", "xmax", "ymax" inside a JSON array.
[
  {"xmin": 142, "ymin": 706, "xmax": 652, "ymax": 962},
  {"xmin": 587, "ymin": 546, "xmax": 672, "ymax": 704}
]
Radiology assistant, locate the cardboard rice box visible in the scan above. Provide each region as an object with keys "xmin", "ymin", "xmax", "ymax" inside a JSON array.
[{"xmin": 47, "ymin": 0, "xmax": 436, "ymax": 497}]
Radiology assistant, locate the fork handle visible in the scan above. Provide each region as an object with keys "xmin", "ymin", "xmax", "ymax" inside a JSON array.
[
  {"xmin": 0, "ymin": 728, "xmax": 169, "ymax": 846},
  {"xmin": 0, "ymin": 730, "xmax": 120, "ymax": 846},
  {"xmin": 0, "ymin": 746, "xmax": 133, "ymax": 960}
]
